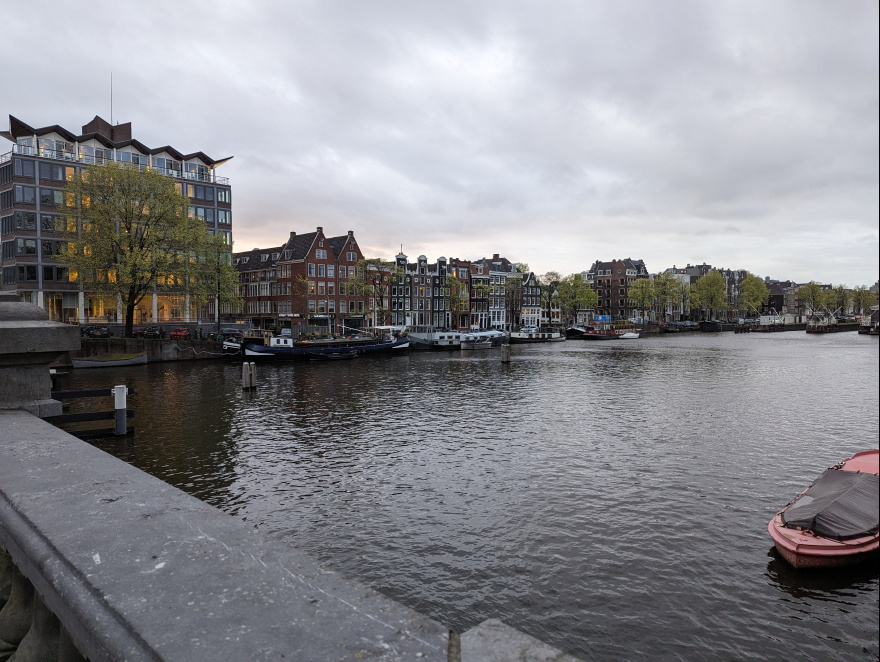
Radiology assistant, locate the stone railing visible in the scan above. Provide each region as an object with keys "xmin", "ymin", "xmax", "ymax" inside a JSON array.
[{"xmin": 0, "ymin": 293, "xmax": 579, "ymax": 661}]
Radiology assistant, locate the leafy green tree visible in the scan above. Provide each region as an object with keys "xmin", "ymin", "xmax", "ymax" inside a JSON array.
[
  {"xmin": 851, "ymin": 286, "xmax": 879, "ymax": 315},
  {"xmin": 539, "ymin": 271, "xmax": 562, "ymax": 324},
  {"xmin": 61, "ymin": 162, "xmax": 238, "ymax": 336},
  {"xmin": 738, "ymin": 273, "xmax": 770, "ymax": 315},
  {"xmin": 627, "ymin": 278, "xmax": 655, "ymax": 321},
  {"xmin": 828, "ymin": 284, "xmax": 851, "ymax": 315},
  {"xmin": 671, "ymin": 278, "xmax": 692, "ymax": 319},
  {"xmin": 652, "ymin": 272, "xmax": 676, "ymax": 321},
  {"xmin": 692, "ymin": 270, "xmax": 728, "ymax": 320},
  {"xmin": 556, "ymin": 273, "xmax": 598, "ymax": 323},
  {"xmin": 195, "ymin": 233, "xmax": 242, "ymax": 332},
  {"xmin": 796, "ymin": 281, "xmax": 827, "ymax": 314}
]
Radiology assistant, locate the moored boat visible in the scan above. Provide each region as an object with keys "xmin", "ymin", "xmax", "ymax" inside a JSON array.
[
  {"xmin": 699, "ymin": 320, "xmax": 723, "ymax": 332},
  {"xmin": 508, "ymin": 327, "xmax": 565, "ymax": 344},
  {"xmin": 619, "ymin": 332, "xmax": 640, "ymax": 339},
  {"xmin": 244, "ymin": 335, "xmax": 409, "ymax": 359},
  {"xmin": 72, "ymin": 352, "xmax": 147, "ymax": 368},
  {"xmin": 768, "ymin": 450, "xmax": 879, "ymax": 569}
]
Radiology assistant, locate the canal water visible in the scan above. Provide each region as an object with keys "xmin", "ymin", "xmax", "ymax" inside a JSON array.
[{"xmin": 65, "ymin": 331, "xmax": 878, "ymax": 661}]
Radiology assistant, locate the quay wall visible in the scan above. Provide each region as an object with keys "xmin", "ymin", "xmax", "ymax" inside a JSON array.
[
  {"xmin": 69, "ymin": 338, "xmax": 228, "ymax": 364},
  {"xmin": 0, "ymin": 410, "xmax": 579, "ymax": 661}
]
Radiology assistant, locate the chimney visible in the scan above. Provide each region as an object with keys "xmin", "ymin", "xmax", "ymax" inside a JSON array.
[
  {"xmin": 348, "ymin": 230, "xmax": 353, "ymax": 236},
  {"xmin": 289, "ymin": 232, "xmax": 296, "ymax": 240},
  {"xmin": 492, "ymin": 253, "xmax": 499, "ymax": 260},
  {"xmin": 316, "ymin": 226, "xmax": 323, "ymax": 234}
]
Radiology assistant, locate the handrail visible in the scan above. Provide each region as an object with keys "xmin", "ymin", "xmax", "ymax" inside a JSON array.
[{"xmin": 2, "ymin": 146, "xmax": 230, "ymax": 185}]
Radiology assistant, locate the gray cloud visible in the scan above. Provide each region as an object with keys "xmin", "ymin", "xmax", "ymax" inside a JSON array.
[{"xmin": 3, "ymin": 0, "xmax": 877, "ymax": 285}]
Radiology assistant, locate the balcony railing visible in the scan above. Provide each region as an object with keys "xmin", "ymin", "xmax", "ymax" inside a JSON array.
[{"xmin": 3, "ymin": 145, "xmax": 230, "ymax": 185}]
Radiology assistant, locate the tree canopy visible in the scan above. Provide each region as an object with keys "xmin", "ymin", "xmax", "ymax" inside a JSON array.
[
  {"xmin": 627, "ymin": 278, "xmax": 655, "ymax": 319},
  {"xmin": 691, "ymin": 270, "xmax": 728, "ymax": 319},
  {"xmin": 555, "ymin": 273, "xmax": 598, "ymax": 322},
  {"xmin": 796, "ymin": 281, "xmax": 827, "ymax": 313},
  {"xmin": 738, "ymin": 273, "xmax": 770, "ymax": 314},
  {"xmin": 61, "ymin": 162, "xmax": 239, "ymax": 335}
]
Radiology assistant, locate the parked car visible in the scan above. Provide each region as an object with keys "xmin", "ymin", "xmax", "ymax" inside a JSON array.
[
  {"xmin": 170, "ymin": 327, "xmax": 191, "ymax": 340},
  {"xmin": 81, "ymin": 325, "xmax": 112, "ymax": 338},
  {"xmin": 141, "ymin": 326, "xmax": 163, "ymax": 339}
]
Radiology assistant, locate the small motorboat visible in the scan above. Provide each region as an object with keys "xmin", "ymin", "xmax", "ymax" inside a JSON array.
[
  {"xmin": 768, "ymin": 450, "xmax": 879, "ymax": 569},
  {"xmin": 619, "ymin": 332, "xmax": 640, "ymax": 339}
]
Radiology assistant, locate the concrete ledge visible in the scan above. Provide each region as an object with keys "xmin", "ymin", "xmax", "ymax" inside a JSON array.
[
  {"xmin": 460, "ymin": 619, "xmax": 580, "ymax": 662},
  {"xmin": 0, "ymin": 410, "xmax": 448, "ymax": 661}
]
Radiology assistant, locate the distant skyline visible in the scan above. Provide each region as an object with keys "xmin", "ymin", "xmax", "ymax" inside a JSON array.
[{"xmin": 3, "ymin": 1, "xmax": 877, "ymax": 286}]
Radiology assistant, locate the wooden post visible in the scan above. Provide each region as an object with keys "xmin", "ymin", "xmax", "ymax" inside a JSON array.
[
  {"xmin": 113, "ymin": 385, "xmax": 127, "ymax": 436},
  {"xmin": 501, "ymin": 344, "xmax": 510, "ymax": 363},
  {"xmin": 242, "ymin": 363, "xmax": 256, "ymax": 390}
]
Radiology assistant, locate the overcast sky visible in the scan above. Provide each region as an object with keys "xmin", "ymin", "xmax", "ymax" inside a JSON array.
[{"xmin": 5, "ymin": 1, "xmax": 878, "ymax": 285}]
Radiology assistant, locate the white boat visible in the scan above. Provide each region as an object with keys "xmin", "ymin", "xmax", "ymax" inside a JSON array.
[
  {"xmin": 404, "ymin": 326, "xmax": 462, "ymax": 350},
  {"xmin": 508, "ymin": 327, "xmax": 565, "ymax": 344},
  {"xmin": 619, "ymin": 332, "xmax": 640, "ymax": 339},
  {"xmin": 461, "ymin": 334, "xmax": 493, "ymax": 350}
]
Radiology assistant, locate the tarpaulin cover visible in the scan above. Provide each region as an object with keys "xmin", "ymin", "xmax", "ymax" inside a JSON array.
[{"xmin": 782, "ymin": 468, "xmax": 879, "ymax": 539}]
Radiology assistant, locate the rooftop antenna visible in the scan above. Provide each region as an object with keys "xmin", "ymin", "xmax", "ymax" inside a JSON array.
[{"xmin": 110, "ymin": 72, "xmax": 113, "ymax": 125}]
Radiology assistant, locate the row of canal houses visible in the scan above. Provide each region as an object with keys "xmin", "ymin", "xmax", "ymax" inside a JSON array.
[
  {"xmin": 233, "ymin": 227, "xmax": 816, "ymax": 333},
  {"xmin": 233, "ymin": 227, "xmax": 543, "ymax": 333}
]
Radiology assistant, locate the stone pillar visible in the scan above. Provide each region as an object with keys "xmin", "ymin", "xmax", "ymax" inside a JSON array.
[{"xmin": 0, "ymin": 292, "xmax": 80, "ymax": 418}]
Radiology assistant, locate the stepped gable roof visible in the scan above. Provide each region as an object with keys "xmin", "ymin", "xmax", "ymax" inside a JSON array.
[
  {"xmin": 233, "ymin": 245, "xmax": 284, "ymax": 271},
  {"xmin": 3, "ymin": 115, "xmax": 232, "ymax": 168}
]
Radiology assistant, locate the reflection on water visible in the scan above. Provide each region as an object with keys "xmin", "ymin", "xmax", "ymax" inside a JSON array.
[{"xmin": 68, "ymin": 332, "xmax": 879, "ymax": 660}]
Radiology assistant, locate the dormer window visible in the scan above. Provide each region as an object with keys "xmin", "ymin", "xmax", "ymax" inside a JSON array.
[
  {"xmin": 272, "ymin": 253, "xmax": 280, "ymax": 260},
  {"xmin": 241, "ymin": 257, "xmax": 249, "ymax": 264},
  {"xmin": 284, "ymin": 250, "xmax": 291, "ymax": 259},
  {"xmin": 319, "ymin": 240, "xmax": 324, "ymax": 247},
  {"xmin": 261, "ymin": 254, "xmax": 269, "ymax": 262}
]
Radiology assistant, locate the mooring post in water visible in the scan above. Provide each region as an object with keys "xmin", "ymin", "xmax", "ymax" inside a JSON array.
[
  {"xmin": 242, "ymin": 362, "xmax": 256, "ymax": 390},
  {"xmin": 501, "ymin": 344, "xmax": 510, "ymax": 363},
  {"xmin": 113, "ymin": 385, "xmax": 127, "ymax": 436}
]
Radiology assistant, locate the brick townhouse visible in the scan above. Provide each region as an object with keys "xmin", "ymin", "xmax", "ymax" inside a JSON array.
[{"xmin": 234, "ymin": 227, "xmax": 364, "ymax": 332}]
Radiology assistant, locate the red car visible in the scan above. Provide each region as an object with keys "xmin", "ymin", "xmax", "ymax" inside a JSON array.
[{"xmin": 169, "ymin": 327, "xmax": 191, "ymax": 340}]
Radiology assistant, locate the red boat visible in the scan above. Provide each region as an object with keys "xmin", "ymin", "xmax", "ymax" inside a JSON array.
[{"xmin": 768, "ymin": 450, "xmax": 879, "ymax": 569}]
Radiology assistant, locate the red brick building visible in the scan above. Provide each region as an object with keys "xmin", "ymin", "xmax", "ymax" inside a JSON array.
[{"xmin": 234, "ymin": 227, "xmax": 364, "ymax": 333}]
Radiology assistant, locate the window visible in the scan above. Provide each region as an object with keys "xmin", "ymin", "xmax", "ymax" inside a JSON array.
[
  {"xmin": 340, "ymin": 300, "xmax": 347, "ymax": 313},
  {"xmin": 17, "ymin": 265, "xmax": 38, "ymax": 281},
  {"xmin": 217, "ymin": 210, "xmax": 231, "ymax": 225},
  {"xmin": 347, "ymin": 252, "xmax": 356, "ymax": 262},
  {"xmin": 15, "ymin": 212, "xmax": 37, "ymax": 230},
  {"xmin": 308, "ymin": 300, "xmax": 316, "ymax": 313},
  {"xmin": 14, "ymin": 185, "xmax": 36, "ymax": 204},
  {"xmin": 318, "ymin": 264, "xmax": 325, "ymax": 277},
  {"xmin": 318, "ymin": 282, "xmax": 325, "ymax": 295},
  {"xmin": 327, "ymin": 264, "xmax": 334, "ymax": 278},
  {"xmin": 308, "ymin": 263, "xmax": 315, "ymax": 277},
  {"xmin": 316, "ymin": 249, "xmax": 327, "ymax": 259},
  {"xmin": 328, "ymin": 282, "xmax": 335, "ymax": 295},
  {"xmin": 13, "ymin": 159, "xmax": 35, "ymax": 179},
  {"xmin": 218, "ymin": 188, "xmax": 231, "ymax": 203}
]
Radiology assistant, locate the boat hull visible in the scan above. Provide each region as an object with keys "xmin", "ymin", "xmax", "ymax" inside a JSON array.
[
  {"xmin": 768, "ymin": 449, "xmax": 879, "ymax": 569},
  {"xmin": 72, "ymin": 353, "xmax": 147, "ymax": 368},
  {"xmin": 245, "ymin": 337, "xmax": 409, "ymax": 359},
  {"xmin": 768, "ymin": 515, "xmax": 879, "ymax": 569}
]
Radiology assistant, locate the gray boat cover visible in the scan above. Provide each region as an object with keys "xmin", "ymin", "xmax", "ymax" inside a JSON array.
[{"xmin": 782, "ymin": 468, "xmax": 879, "ymax": 540}]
